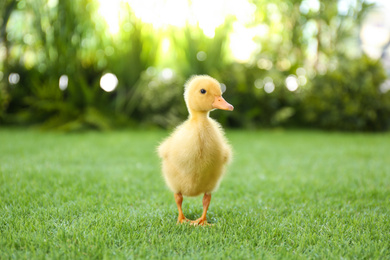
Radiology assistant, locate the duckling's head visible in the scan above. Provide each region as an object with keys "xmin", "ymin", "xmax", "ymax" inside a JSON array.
[{"xmin": 184, "ymin": 75, "xmax": 234, "ymax": 113}]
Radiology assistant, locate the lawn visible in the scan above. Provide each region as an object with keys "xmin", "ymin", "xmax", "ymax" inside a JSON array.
[{"xmin": 0, "ymin": 128, "xmax": 389, "ymax": 259}]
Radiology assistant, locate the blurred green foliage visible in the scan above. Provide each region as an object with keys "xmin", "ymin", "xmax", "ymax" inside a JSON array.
[
  {"xmin": 302, "ymin": 55, "xmax": 389, "ymax": 131},
  {"xmin": 0, "ymin": 0, "xmax": 389, "ymax": 131}
]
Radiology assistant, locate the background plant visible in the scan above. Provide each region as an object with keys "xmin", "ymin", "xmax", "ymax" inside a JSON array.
[{"xmin": 0, "ymin": 0, "xmax": 388, "ymax": 131}]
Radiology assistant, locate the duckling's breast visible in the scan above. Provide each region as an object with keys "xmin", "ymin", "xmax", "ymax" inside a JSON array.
[{"xmin": 161, "ymin": 119, "xmax": 229, "ymax": 196}]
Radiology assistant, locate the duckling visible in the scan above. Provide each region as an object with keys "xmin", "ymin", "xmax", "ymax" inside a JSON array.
[{"xmin": 158, "ymin": 75, "xmax": 233, "ymax": 226}]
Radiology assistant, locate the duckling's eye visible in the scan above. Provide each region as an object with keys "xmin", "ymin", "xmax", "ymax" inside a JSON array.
[{"xmin": 200, "ymin": 89, "xmax": 206, "ymax": 94}]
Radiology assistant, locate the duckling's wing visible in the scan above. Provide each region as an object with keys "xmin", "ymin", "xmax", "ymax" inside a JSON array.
[
  {"xmin": 210, "ymin": 119, "xmax": 232, "ymax": 164},
  {"xmin": 157, "ymin": 122, "xmax": 188, "ymax": 160}
]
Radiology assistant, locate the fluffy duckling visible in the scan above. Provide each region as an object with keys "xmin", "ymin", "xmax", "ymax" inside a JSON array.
[{"xmin": 158, "ymin": 75, "xmax": 233, "ymax": 226}]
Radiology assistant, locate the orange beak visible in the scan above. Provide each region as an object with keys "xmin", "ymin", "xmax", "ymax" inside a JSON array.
[{"xmin": 212, "ymin": 96, "xmax": 234, "ymax": 111}]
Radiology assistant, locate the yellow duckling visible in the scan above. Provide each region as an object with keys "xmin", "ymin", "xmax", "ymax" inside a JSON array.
[{"xmin": 158, "ymin": 75, "xmax": 233, "ymax": 226}]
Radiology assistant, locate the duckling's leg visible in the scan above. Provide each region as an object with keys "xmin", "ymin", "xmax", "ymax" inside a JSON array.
[
  {"xmin": 174, "ymin": 193, "xmax": 189, "ymax": 224},
  {"xmin": 191, "ymin": 193, "xmax": 212, "ymax": 226}
]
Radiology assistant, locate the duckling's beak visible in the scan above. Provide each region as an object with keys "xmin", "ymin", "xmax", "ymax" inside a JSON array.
[{"xmin": 212, "ymin": 96, "xmax": 234, "ymax": 111}]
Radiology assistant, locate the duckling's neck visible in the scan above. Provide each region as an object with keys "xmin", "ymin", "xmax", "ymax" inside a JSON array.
[{"xmin": 188, "ymin": 110, "xmax": 210, "ymax": 123}]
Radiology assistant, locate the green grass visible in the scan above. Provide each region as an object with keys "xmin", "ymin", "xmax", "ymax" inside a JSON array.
[{"xmin": 1, "ymin": 128, "xmax": 389, "ymax": 259}]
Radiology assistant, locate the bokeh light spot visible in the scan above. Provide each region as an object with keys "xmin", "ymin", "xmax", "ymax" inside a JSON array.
[
  {"xmin": 257, "ymin": 59, "xmax": 273, "ymax": 70},
  {"xmin": 298, "ymin": 75, "xmax": 307, "ymax": 86},
  {"xmin": 161, "ymin": 38, "xmax": 170, "ymax": 53},
  {"xmin": 296, "ymin": 67, "xmax": 306, "ymax": 76},
  {"xmin": 380, "ymin": 80, "xmax": 390, "ymax": 93},
  {"xmin": 100, "ymin": 73, "xmax": 118, "ymax": 92},
  {"xmin": 264, "ymin": 82, "xmax": 275, "ymax": 93},
  {"xmin": 161, "ymin": 68, "xmax": 173, "ymax": 81},
  {"xmin": 196, "ymin": 51, "xmax": 207, "ymax": 61},
  {"xmin": 8, "ymin": 73, "xmax": 20, "ymax": 85},
  {"xmin": 285, "ymin": 75, "xmax": 299, "ymax": 91},
  {"xmin": 220, "ymin": 83, "xmax": 226, "ymax": 93},
  {"xmin": 59, "ymin": 75, "xmax": 68, "ymax": 90},
  {"xmin": 254, "ymin": 79, "xmax": 263, "ymax": 89}
]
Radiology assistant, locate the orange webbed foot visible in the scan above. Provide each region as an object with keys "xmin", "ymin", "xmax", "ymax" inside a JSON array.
[
  {"xmin": 190, "ymin": 217, "xmax": 213, "ymax": 226},
  {"xmin": 177, "ymin": 216, "xmax": 191, "ymax": 224}
]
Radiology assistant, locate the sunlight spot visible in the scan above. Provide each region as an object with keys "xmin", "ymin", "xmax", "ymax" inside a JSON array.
[
  {"xmin": 230, "ymin": 22, "xmax": 259, "ymax": 63},
  {"xmin": 146, "ymin": 66, "xmax": 157, "ymax": 76},
  {"xmin": 264, "ymin": 77, "xmax": 273, "ymax": 83},
  {"xmin": 100, "ymin": 73, "xmax": 118, "ymax": 92},
  {"xmin": 23, "ymin": 34, "xmax": 34, "ymax": 45},
  {"xmin": 263, "ymin": 77, "xmax": 274, "ymax": 93},
  {"xmin": 189, "ymin": 0, "xmax": 232, "ymax": 37},
  {"xmin": 161, "ymin": 68, "xmax": 173, "ymax": 81},
  {"xmin": 98, "ymin": 0, "xmax": 120, "ymax": 34},
  {"xmin": 254, "ymin": 79, "xmax": 263, "ymax": 89},
  {"xmin": 296, "ymin": 67, "xmax": 306, "ymax": 76},
  {"xmin": 8, "ymin": 73, "xmax": 20, "ymax": 85},
  {"xmin": 220, "ymin": 83, "xmax": 226, "ymax": 93},
  {"xmin": 360, "ymin": 11, "xmax": 390, "ymax": 59},
  {"xmin": 380, "ymin": 79, "xmax": 390, "ymax": 93},
  {"xmin": 299, "ymin": 0, "xmax": 320, "ymax": 14},
  {"xmin": 128, "ymin": 0, "xmax": 189, "ymax": 28},
  {"xmin": 298, "ymin": 75, "xmax": 307, "ymax": 86},
  {"xmin": 285, "ymin": 75, "xmax": 299, "ymax": 92},
  {"xmin": 257, "ymin": 58, "xmax": 273, "ymax": 70},
  {"xmin": 264, "ymin": 82, "xmax": 275, "ymax": 93},
  {"xmin": 161, "ymin": 38, "xmax": 170, "ymax": 53},
  {"xmin": 97, "ymin": 0, "xmax": 256, "ymax": 38},
  {"xmin": 59, "ymin": 75, "xmax": 68, "ymax": 91},
  {"xmin": 256, "ymin": 24, "xmax": 269, "ymax": 38},
  {"xmin": 196, "ymin": 51, "xmax": 207, "ymax": 61},
  {"xmin": 47, "ymin": 0, "xmax": 58, "ymax": 8},
  {"xmin": 338, "ymin": 0, "xmax": 355, "ymax": 15},
  {"xmin": 276, "ymin": 59, "xmax": 291, "ymax": 71},
  {"xmin": 202, "ymin": 27, "xmax": 216, "ymax": 38},
  {"xmin": 97, "ymin": 0, "xmax": 257, "ymax": 62}
]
